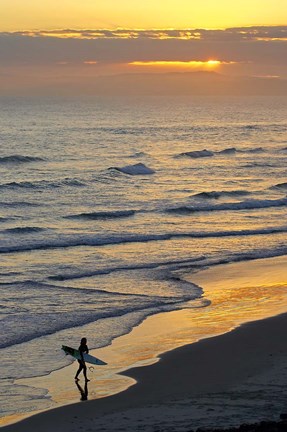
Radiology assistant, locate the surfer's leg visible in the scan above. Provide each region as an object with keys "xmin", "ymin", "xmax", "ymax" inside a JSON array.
[
  {"xmin": 75, "ymin": 360, "xmax": 83, "ymax": 380},
  {"xmin": 83, "ymin": 364, "xmax": 90, "ymax": 382}
]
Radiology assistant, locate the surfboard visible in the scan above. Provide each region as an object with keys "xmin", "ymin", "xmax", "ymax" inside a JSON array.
[{"xmin": 62, "ymin": 345, "xmax": 107, "ymax": 366}]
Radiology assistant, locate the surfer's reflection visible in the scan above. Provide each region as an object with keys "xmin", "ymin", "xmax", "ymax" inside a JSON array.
[{"xmin": 75, "ymin": 380, "xmax": 89, "ymax": 401}]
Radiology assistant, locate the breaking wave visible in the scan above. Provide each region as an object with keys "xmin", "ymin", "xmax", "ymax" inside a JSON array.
[
  {"xmin": 270, "ymin": 182, "xmax": 287, "ymax": 190},
  {"xmin": 110, "ymin": 163, "xmax": 155, "ymax": 175}
]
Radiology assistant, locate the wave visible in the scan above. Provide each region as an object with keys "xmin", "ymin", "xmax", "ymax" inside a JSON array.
[
  {"xmin": 0, "ymin": 178, "xmax": 86, "ymax": 190},
  {"xmin": 177, "ymin": 147, "xmax": 264, "ymax": 159},
  {"xmin": 2, "ymin": 243, "xmax": 287, "ymax": 352},
  {"xmin": 178, "ymin": 149, "xmax": 214, "ymax": 158},
  {"xmin": 100, "ymin": 126, "xmax": 168, "ymax": 136},
  {"xmin": 4, "ymin": 227, "xmax": 44, "ymax": 234},
  {"xmin": 242, "ymin": 162, "xmax": 278, "ymax": 168},
  {"xmin": 60, "ymin": 179, "xmax": 86, "ymax": 187},
  {"xmin": 217, "ymin": 147, "xmax": 237, "ymax": 155},
  {"xmin": 243, "ymin": 147, "xmax": 264, "ymax": 153},
  {"xmin": 48, "ymin": 256, "xmax": 207, "ymax": 281},
  {"xmin": 191, "ymin": 190, "xmax": 251, "ymax": 199},
  {"xmin": 0, "ymin": 271, "xmax": 21, "ymax": 277},
  {"xmin": 241, "ymin": 124, "xmax": 261, "ymax": 130},
  {"xmin": 270, "ymin": 182, "xmax": 287, "ymax": 190},
  {"xmin": 1, "ymin": 225, "xmax": 286, "ymax": 254},
  {"xmin": 166, "ymin": 198, "xmax": 287, "ymax": 214},
  {"xmin": 49, "ymin": 242, "xmax": 287, "ymax": 282},
  {"xmin": 1, "ymin": 279, "xmax": 202, "ymax": 349},
  {"xmin": 0, "ymin": 217, "xmax": 11, "ymax": 223},
  {"xmin": 0, "ymin": 201, "xmax": 39, "ymax": 207},
  {"xmin": 0, "ymin": 155, "xmax": 44, "ymax": 164},
  {"xmin": 66, "ymin": 210, "xmax": 136, "ymax": 220},
  {"xmin": 129, "ymin": 151, "xmax": 149, "ymax": 158},
  {"xmin": 109, "ymin": 163, "xmax": 155, "ymax": 175}
]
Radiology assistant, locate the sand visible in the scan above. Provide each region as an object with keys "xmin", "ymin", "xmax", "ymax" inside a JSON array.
[{"xmin": 2, "ymin": 256, "xmax": 287, "ymax": 431}]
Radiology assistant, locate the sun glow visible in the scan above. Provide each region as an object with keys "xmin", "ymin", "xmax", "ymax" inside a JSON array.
[{"xmin": 128, "ymin": 60, "xmax": 225, "ymax": 70}]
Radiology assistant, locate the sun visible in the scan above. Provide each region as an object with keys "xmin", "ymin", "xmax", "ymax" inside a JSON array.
[{"xmin": 206, "ymin": 60, "xmax": 221, "ymax": 66}]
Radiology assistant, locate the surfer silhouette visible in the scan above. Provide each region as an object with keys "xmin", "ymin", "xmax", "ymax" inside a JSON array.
[{"xmin": 75, "ymin": 337, "xmax": 90, "ymax": 382}]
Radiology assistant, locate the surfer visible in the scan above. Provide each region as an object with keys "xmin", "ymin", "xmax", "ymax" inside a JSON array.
[{"xmin": 75, "ymin": 337, "xmax": 90, "ymax": 382}]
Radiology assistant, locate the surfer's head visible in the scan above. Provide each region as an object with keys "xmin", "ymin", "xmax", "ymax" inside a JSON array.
[{"xmin": 81, "ymin": 337, "xmax": 87, "ymax": 345}]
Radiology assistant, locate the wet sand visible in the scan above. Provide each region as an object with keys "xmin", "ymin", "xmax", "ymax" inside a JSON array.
[{"xmin": 3, "ymin": 256, "xmax": 287, "ymax": 431}]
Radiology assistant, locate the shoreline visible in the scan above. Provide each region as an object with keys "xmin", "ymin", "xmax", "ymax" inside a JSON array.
[
  {"xmin": 3, "ymin": 312, "xmax": 287, "ymax": 431},
  {"xmin": 2, "ymin": 255, "xmax": 287, "ymax": 430}
]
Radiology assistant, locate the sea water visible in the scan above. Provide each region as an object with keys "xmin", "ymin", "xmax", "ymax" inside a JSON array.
[{"xmin": 0, "ymin": 95, "xmax": 287, "ymax": 418}]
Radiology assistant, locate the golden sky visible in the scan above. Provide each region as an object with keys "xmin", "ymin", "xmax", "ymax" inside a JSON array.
[
  {"xmin": 0, "ymin": 1, "xmax": 286, "ymax": 95},
  {"xmin": 1, "ymin": 0, "xmax": 287, "ymax": 30}
]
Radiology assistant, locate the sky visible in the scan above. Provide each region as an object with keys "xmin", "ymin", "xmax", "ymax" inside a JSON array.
[
  {"xmin": 0, "ymin": 0, "xmax": 287, "ymax": 95},
  {"xmin": 1, "ymin": 0, "xmax": 287, "ymax": 30}
]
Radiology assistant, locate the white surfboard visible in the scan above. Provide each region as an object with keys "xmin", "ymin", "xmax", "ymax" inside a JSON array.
[{"xmin": 62, "ymin": 345, "xmax": 107, "ymax": 365}]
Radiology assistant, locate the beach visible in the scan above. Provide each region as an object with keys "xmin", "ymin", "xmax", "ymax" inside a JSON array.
[
  {"xmin": 3, "ymin": 314, "xmax": 287, "ymax": 432},
  {"xmin": 3, "ymin": 255, "xmax": 287, "ymax": 431},
  {"xmin": 1, "ymin": 95, "xmax": 287, "ymax": 429},
  {"xmin": 1, "ymin": 4, "xmax": 287, "ymax": 430}
]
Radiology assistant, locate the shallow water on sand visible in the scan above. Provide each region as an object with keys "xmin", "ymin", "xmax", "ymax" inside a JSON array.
[{"xmin": 2, "ymin": 255, "xmax": 286, "ymax": 427}]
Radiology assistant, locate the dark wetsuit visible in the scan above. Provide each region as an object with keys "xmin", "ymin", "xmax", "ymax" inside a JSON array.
[{"xmin": 75, "ymin": 343, "xmax": 89, "ymax": 380}]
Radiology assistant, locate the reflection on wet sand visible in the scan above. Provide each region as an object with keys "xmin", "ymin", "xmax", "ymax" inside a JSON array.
[{"xmin": 75, "ymin": 381, "xmax": 89, "ymax": 401}]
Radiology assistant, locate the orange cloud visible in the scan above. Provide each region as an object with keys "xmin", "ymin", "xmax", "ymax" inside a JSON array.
[{"xmin": 7, "ymin": 26, "xmax": 287, "ymax": 41}]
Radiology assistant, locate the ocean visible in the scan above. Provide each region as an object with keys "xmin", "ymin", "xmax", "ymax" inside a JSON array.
[{"xmin": 0, "ymin": 95, "xmax": 287, "ymax": 419}]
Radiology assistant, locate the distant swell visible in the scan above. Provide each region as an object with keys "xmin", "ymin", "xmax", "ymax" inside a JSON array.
[
  {"xmin": 0, "ymin": 217, "xmax": 11, "ymax": 223},
  {"xmin": 66, "ymin": 210, "xmax": 136, "ymax": 220},
  {"xmin": 178, "ymin": 149, "xmax": 214, "ymax": 158},
  {"xmin": 129, "ymin": 151, "xmax": 149, "ymax": 158},
  {"xmin": 242, "ymin": 162, "xmax": 277, "ymax": 168},
  {"xmin": 0, "ymin": 155, "xmax": 44, "ymax": 164},
  {"xmin": 166, "ymin": 198, "xmax": 287, "ymax": 214},
  {"xmin": 0, "ymin": 201, "xmax": 39, "ymax": 207},
  {"xmin": 4, "ymin": 227, "xmax": 44, "ymax": 234},
  {"xmin": 177, "ymin": 147, "xmax": 264, "ymax": 158},
  {"xmin": 1, "ymin": 225, "xmax": 286, "ymax": 254},
  {"xmin": 217, "ymin": 147, "xmax": 237, "ymax": 155},
  {"xmin": 243, "ymin": 147, "xmax": 264, "ymax": 153},
  {"xmin": 0, "ymin": 178, "xmax": 86, "ymax": 190}
]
